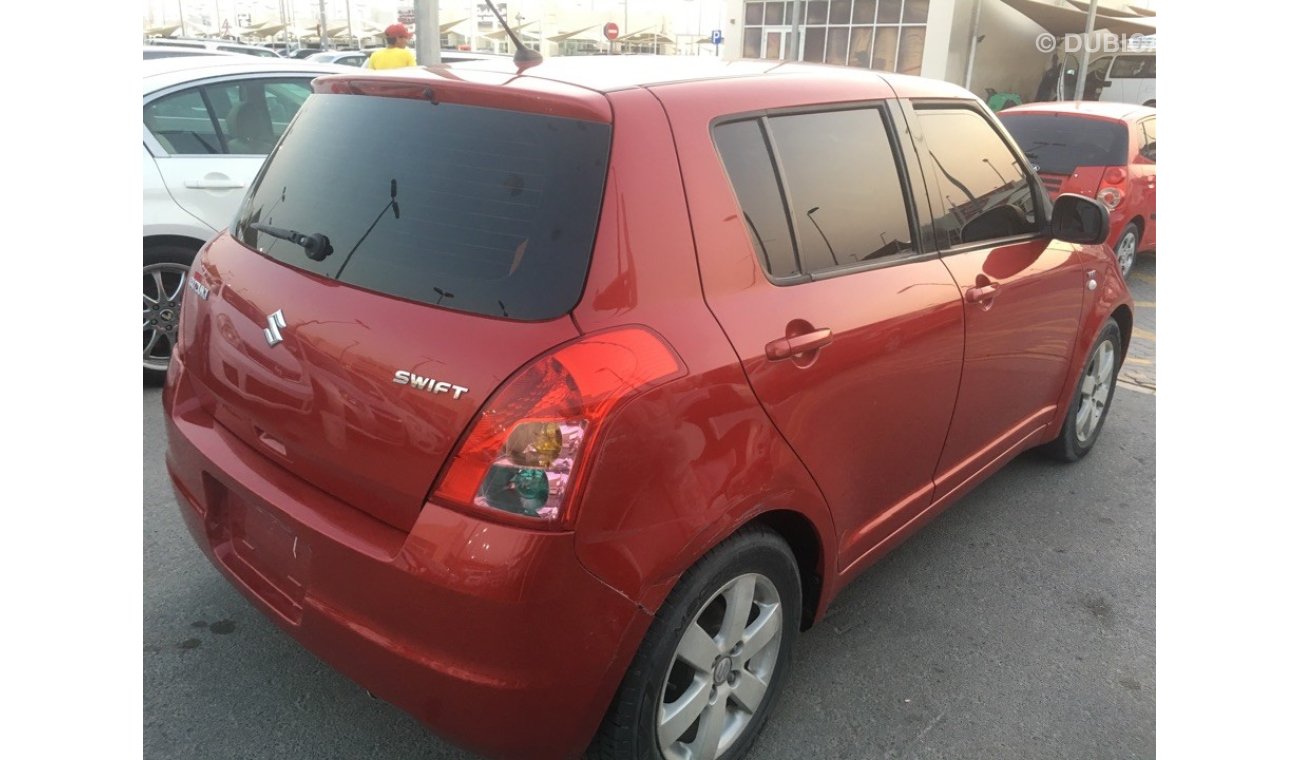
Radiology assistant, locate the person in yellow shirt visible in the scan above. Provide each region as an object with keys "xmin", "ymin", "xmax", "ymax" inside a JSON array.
[{"xmin": 366, "ymin": 23, "xmax": 418, "ymax": 70}]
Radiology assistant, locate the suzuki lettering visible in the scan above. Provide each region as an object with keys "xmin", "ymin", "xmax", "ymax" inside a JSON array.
[{"xmin": 263, "ymin": 309, "xmax": 287, "ymax": 347}]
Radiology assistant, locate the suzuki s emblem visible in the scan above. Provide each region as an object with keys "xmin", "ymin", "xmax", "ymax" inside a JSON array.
[{"xmin": 264, "ymin": 309, "xmax": 287, "ymax": 347}]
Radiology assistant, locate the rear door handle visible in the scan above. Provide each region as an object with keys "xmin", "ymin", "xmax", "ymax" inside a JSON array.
[
  {"xmin": 184, "ymin": 179, "xmax": 245, "ymax": 189},
  {"xmin": 765, "ymin": 328, "xmax": 833, "ymax": 360},
  {"xmin": 965, "ymin": 282, "xmax": 1000, "ymax": 304}
]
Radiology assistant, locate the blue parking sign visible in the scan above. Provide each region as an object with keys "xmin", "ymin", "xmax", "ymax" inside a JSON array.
[{"xmin": 711, "ymin": 29, "xmax": 723, "ymax": 45}]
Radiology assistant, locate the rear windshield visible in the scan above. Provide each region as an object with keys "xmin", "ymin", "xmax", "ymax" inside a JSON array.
[
  {"xmin": 998, "ymin": 114, "xmax": 1128, "ymax": 175},
  {"xmin": 232, "ymin": 93, "xmax": 611, "ymax": 321}
]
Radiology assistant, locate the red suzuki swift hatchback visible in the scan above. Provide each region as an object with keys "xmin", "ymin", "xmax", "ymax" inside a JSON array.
[
  {"xmin": 998, "ymin": 101, "xmax": 1157, "ymax": 280},
  {"xmin": 164, "ymin": 56, "xmax": 1133, "ymax": 760}
]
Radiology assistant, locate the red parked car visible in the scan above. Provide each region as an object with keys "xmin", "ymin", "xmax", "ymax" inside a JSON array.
[
  {"xmin": 163, "ymin": 56, "xmax": 1134, "ymax": 760},
  {"xmin": 998, "ymin": 101, "xmax": 1157, "ymax": 279}
]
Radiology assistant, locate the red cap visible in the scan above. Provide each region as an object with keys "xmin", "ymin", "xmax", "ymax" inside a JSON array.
[{"xmin": 384, "ymin": 23, "xmax": 411, "ymax": 38}]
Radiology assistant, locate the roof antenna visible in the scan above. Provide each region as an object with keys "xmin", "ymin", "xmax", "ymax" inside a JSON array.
[{"xmin": 482, "ymin": 0, "xmax": 543, "ymax": 73}]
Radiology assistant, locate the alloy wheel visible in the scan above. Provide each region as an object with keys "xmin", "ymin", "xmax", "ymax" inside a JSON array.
[
  {"xmin": 1116, "ymin": 231, "xmax": 1137, "ymax": 278},
  {"xmin": 657, "ymin": 573, "xmax": 783, "ymax": 760},
  {"xmin": 144, "ymin": 261, "xmax": 190, "ymax": 373},
  {"xmin": 1075, "ymin": 339, "xmax": 1115, "ymax": 444}
]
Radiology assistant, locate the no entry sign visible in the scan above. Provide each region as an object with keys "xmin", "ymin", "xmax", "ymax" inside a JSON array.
[{"xmin": 604, "ymin": 22, "xmax": 619, "ymax": 41}]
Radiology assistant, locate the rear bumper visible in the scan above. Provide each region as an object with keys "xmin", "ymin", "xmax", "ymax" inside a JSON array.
[{"xmin": 163, "ymin": 357, "xmax": 651, "ymax": 760}]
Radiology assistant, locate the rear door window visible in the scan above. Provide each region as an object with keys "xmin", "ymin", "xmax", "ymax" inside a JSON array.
[
  {"xmin": 144, "ymin": 77, "xmax": 314, "ymax": 155},
  {"xmin": 713, "ymin": 121, "xmax": 800, "ymax": 278},
  {"xmin": 915, "ymin": 107, "xmax": 1041, "ymax": 248},
  {"xmin": 714, "ymin": 106, "xmax": 919, "ymax": 280},
  {"xmin": 233, "ymin": 94, "xmax": 612, "ymax": 321}
]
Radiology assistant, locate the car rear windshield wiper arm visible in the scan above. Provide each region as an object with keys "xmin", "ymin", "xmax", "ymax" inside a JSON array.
[{"xmin": 250, "ymin": 222, "xmax": 334, "ymax": 261}]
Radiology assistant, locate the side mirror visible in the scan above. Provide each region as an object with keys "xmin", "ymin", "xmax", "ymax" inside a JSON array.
[{"xmin": 1050, "ymin": 193, "xmax": 1110, "ymax": 245}]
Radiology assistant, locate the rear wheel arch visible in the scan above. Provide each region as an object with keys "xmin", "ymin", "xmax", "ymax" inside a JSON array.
[
  {"xmin": 1111, "ymin": 303, "xmax": 1133, "ymax": 361},
  {"xmin": 746, "ymin": 509, "xmax": 825, "ymax": 631},
  {"xmin": 1125, "ymin": 215, "xmax": 1145, "ymax": 245},
  {"xmin": 144, "ymin": 234, "xmax": 205, "ymax": 257}
]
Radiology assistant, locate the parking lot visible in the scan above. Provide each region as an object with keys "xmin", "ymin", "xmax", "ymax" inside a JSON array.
[
  {"xmin": 143, "ymin": 256, "xmax": 1155, "ymax": 760},
  {"xmin": 1117, "ymin": 253, "xmax": 1157, "ymax": 393}
]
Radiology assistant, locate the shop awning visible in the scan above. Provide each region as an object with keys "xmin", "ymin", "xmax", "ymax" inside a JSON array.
[
  {"xmin": 1000, "ymin": 0, "xmax": 1156, "ymax": 36},
  {"xmin": 546, "ymin": 25, "xmax": 599, "ymax": 43},
  {"xmin": 482, "ymin": 21, "xmax": 537, "ymax": 41},
  {"xmin": 143, "ymin": 23, "xmax": 182, "ymax": 38},
  {"xmin": 1064, "ymin": 1, "xmax": 1144, "ymax": 18}
]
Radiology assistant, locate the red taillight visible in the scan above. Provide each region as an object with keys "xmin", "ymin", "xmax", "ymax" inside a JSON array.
[
  {"xmin": 433, "ymin": 327, "xmax": 685, "ymax": 528},
  {"xmin": 1097, "ymin": 166, "xmax": 1127, "ymax": 209}
]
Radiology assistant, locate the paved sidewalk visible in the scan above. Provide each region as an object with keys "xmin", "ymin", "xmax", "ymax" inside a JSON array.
[{"xmin": 1118, "ymin": 253, "xmax": 1156, "ymax": 392}]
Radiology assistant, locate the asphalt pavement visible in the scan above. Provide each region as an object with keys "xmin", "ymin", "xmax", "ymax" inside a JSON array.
[{"xmin": 143, "ymin": 261, "xmax": 1156, "ymax": 759}]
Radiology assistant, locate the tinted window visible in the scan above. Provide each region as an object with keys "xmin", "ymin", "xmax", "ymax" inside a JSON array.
[
  {"xmin": 1111, "ymin": 55, "xmax": 1155, "ymax": 78},
  {"xmin": 917, "ymin": 108, "xmax": 1038, "ymax": 248},
  {"xmin": 144, "ymin": 89, "xmax": 219, "ymax": 154},
  {"xmin": 999, "ymin": 113, "xmax": 1129, "ymax": 174},
  {"xmin": 714, "ymin": 121, "xmax": 799, "ymax": 278},
  {"xmin": 144, "ymin": 78, "xmax": 313, "ymax": 156},
  {"xmin": 715, "ymin": 108, "xmax": 916, "ymax": 278},
  {"xmin": 206, "ymin": 79, "xmax": 313, "ymax": 153},
  {"xmin": 1139, "ymin": 117, "xmax": 1156, "ymax": 161},
  {"xmin": 768, "ymin": 109, "xmax": 914, "ymax": 271},
  {"xmin": 233, "ymin": 95, "xmax": 611, "ymax": 321}
]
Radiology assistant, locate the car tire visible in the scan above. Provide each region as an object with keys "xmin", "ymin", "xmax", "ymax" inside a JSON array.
[
  {"xmin": 1114, "ymin": 223, "xmax": 1139, "ymax": 280},
  {"xmin": 1045, "ymin": 318, "xmax": 1122, "ymax": 463},
  {"xmin": 144, "ymin": 242, "xmax": 199, "ymax": 385},
  {"xmin": 589, "ymin": 526, "xmax": 801, "ymax": 760}
]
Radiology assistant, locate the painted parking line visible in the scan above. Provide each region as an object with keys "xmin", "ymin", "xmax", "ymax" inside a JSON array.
[
  {"xmin": 1131, "ymin": 272, "xmax": 1156, "ymax": 286},
  {"xmin": 1132, "ymin": 327, "xmax": 1155, "ymax": 342},
  {"xmin": 1118, "ymin": 379, "xmax": 1155, "ymax": 395},
  {"xmin": 1135, "ymin": 300, "xmax": 1155, "ymax": 308},
  {"xmin": 1125, "ymin": 357, "xmax": 1153, "ymax": 366}
]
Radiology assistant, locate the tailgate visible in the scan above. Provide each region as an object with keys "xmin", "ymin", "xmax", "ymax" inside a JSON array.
[
  {"xmin": 1038, "ymin": 166, "xmax": 1105, "ymax": 200},
  {"xmin": 182, "ymin": 234, "xmax": 579, "ymax": 532},
  {"xmin": 174, "ymin": 81, "xmax": 613, "ymax": 532}
]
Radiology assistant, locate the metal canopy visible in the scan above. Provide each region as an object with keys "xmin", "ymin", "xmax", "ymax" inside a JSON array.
[{"xmin": 1000, "ymin": 0, "xmax": 1156, "ymax": 36}]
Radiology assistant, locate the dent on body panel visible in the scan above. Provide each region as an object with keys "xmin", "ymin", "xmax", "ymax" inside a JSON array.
[{"xmin": 573, "ymin": 367, "xmax": 829, "ymax": 609}]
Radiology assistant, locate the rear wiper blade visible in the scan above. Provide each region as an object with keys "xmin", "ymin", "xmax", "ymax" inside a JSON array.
[{"xmin": 250, "ymin": 222, "xmax": 334, "ymax": 261}]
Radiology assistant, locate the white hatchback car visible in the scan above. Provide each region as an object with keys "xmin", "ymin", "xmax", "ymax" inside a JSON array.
[{"xmin": 143, "ymin": 56, "xmax": 348, "ymax": 382}]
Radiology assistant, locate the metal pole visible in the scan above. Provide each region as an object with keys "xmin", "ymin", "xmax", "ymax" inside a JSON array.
[
  {"xmin": 1074, "ymin": 0, "xmax": 1099, "ymax": 100},
  {"xmin": 178, "ymin": 0, "xmax": 187, "ymax": 36},
  {"xmin": 345, "ymin": 0, "xmax": 353, "ymax": 48},
  {"xmin": 415, "ymin": 0, "xmax": 441, "ymax": 64},
  {"xmin": 788, "ymin": 0, "xmax": 801, "ymax": 61},
  {"xmin": 697, "ymin": 0, "xmax": 702, "ymax": 55},
  {"xmin": 317, "ymin": 0, "xmax": 329, "ymax": 49},
  {"xmin": 963, "ymin": 0, "xmax": 983, "ymax": 89}
]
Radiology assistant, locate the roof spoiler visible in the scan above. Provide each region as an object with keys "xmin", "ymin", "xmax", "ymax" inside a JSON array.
[{"xmin": 482, "ymin": 0, "xmax": 543, "ymax": 74}]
